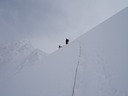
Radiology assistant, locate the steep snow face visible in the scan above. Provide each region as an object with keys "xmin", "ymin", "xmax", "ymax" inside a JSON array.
[
  {"xmin": 0, "ymin": 7, "xmax": 128, "ymax": 96},
  {"xmin": 0, "ymin": 42, "xmax": 80, "ymax": 96},
  {"xmin": 74, "ymin": 7, "xmax": 128, "ymax": 96},
  {"xmin": 0, "ymin": 40, "xmax": 47, "ymax": 81}
]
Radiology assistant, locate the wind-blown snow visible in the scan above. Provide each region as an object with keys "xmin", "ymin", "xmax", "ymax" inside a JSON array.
[
  {"xmin": 0, "ymin": 40, "xmax": 47, "ymax": 81},
  {"xmin": 0, "ymin": 7, "xmax": 128, "ymax": 96}
]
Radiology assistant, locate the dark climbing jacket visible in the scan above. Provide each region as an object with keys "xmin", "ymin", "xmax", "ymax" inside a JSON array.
[{"xmin": 66, "ymin": 38, "xmax": 69, "ymax": 44}]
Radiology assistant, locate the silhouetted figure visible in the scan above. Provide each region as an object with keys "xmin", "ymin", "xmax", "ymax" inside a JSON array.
[
  {"xmin": 59, "ymin": 45, "xmax": 62, "ymax": 48},
  {"xmin": 66, "ymin": 38, "xmax": 69, "ymax": 45}
]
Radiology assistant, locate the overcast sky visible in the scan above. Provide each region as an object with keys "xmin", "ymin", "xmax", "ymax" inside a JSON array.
[{"xmin": 0, "ymin": 0, "xmax": 128, "ymax": 54}]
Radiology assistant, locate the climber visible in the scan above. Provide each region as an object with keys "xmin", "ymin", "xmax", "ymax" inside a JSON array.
[
  {"xmin": 59, "ymin": 45, "xmax": 62, "ymax": 48},
  {"xmin": 66, "ymin": 38, "xmax": 69, "ymax": 45}
]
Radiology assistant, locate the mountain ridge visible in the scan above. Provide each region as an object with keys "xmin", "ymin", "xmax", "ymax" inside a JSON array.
[{"xmin": 0, "ymin": 6, "xmax": 128, "ymax": 96}]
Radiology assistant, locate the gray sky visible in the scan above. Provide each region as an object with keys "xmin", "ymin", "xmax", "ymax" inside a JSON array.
[{"xmin": 0, "ymin": 0, "xmax": 128, "ymax": 54}]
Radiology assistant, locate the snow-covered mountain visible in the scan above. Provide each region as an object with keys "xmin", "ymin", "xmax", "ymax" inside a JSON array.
[
  {"xmin": 0, "ymin": 7, "xmax": 128, "ymax": 96},
  {"xmin": 0, "ymin": 40, "xmax": 47, "ymax": 81},
  {"xmin": 73, "ymin": 7, "xmax": 128, "ymax": 96}
]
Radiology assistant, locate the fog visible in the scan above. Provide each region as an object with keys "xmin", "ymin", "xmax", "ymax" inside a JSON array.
[{"xmin": 0, "ymin": 0, "xmax": 128, "ymax": 53}]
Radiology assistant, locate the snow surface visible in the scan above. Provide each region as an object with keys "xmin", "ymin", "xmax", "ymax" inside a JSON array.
[
  {"xmin": 0, "ymin": 7, "xmax": 128, "ymax": 96},
  {"xmin": 0, "ymin": 40, "xmax": 48, "ymax": 82}
]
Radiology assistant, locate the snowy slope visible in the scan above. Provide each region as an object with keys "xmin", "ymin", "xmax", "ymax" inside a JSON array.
[
  {"xmin": 0, "ymin": 7, "xmax": 128, "ymax": 96},
  {"xmin": 74, "ymin": 7, "xmax": 128, "ymax": 96},
  {"xmin": 0, "ymin": 42, "xmax": 80, "ymax": 96},
  {"xmin": 0, "ymin": 40, "xmax": 47, "ymax": 81}
]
